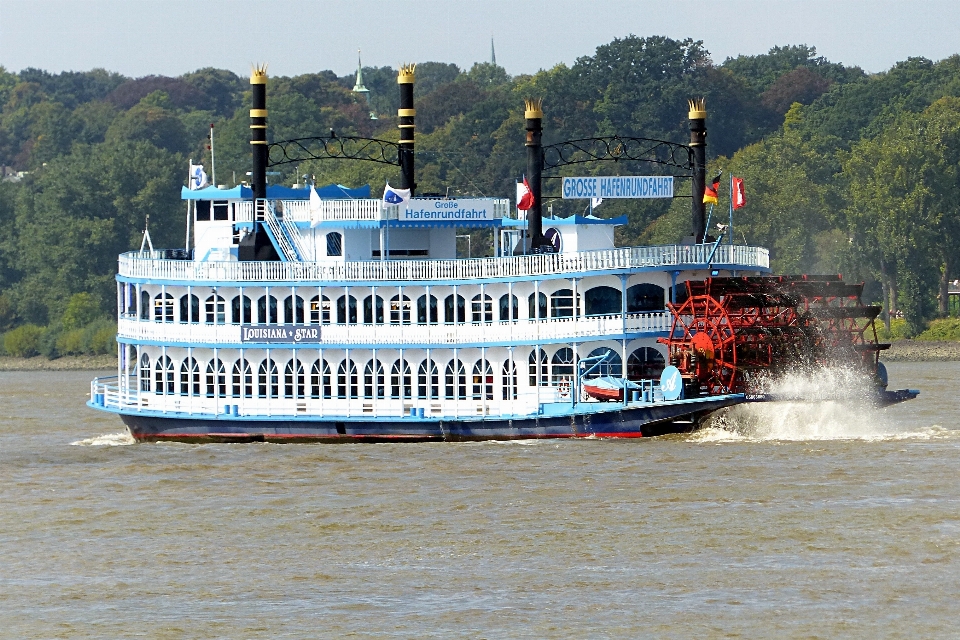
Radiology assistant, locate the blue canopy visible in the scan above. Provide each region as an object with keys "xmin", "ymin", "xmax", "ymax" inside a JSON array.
[{"xmin": 181, "ymin": 183, "xmax": 371, "ymax": 201}]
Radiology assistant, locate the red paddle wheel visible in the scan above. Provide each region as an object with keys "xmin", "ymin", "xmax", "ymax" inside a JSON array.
[{"xmin": 658, "ymin": 276, "xmax": 887, "ymax": 396}]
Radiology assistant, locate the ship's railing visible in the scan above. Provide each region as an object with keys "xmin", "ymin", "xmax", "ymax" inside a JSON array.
[
  {"xmin": 91, "ymin": 375, "xmax": 671, "ymax": 420},
  {"xmin": 119, "ymin": 244, "xmax": 770, "ymax": 283},
  {"xmin": 116, "ymin": 312, "xmax": 672, "ymax": 346}
]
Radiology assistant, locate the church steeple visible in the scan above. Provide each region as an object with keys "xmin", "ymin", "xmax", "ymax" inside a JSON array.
[
  {"xmin": 352, "ymin": 49, "xmax": 369, "ymax": 96},
  {"xmin": 491, "ymin": 36, "xmax": 496, "ymax": 66}
]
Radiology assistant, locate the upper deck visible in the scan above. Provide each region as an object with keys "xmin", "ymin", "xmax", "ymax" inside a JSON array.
[{"xmin": 119, "ymin": 242, "xmax": 770, "ymax": 285}]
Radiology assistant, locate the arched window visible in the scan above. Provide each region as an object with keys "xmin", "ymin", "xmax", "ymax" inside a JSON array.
[
  {"xmin": 310, "ymin": 295, "xmax": 331, "ymax": 324},
  {"xmin": 528, "ymin": 348, "xmax": 548, "ymax": 387},
  {"xmin": 584, "ymin": 286, "xmax": 622, "ymax": 316},
  {"xmin": 582, "ymin": 348, "xmax": 622, "ymax": 379},
  {"xmin": 232, "ymin": 359, "xmax": 252, "ymax": 398},
  {"xmin": 471, "ymin": 294, "xmax": 493, "ymax": 323},
  {"xmin": 257, "ymin": 295, "xmax": 278, "ymax": 324},
  {"xmin": 528, "ymin": 292, "xmax": 547, "ymax": 320},
  {"xmin": 502, "ymin": 360, "xmax": 518, "ymax": 400},
  {"xmin": 154, "ymin": 355, "xmax": 174, "ymax": 394},
  {"xmin": 627, "ymin": 347, "xmax": 666, "ymax": 381},
  {"xmin": 310, "ymin": 360, "xmax": 332, "ymax": 399},
  {"xmin": 258, "ymin": 359, "xmax": 279, "ymax": 398},
  {"xmin": 472, "ymin": 359, "xmax": 493, "ymax": 400},
  {"xmin": 139, "ymin": 353, "xmax": 151, "ymax": 391},
  {"xmin": 418, "ymin": 360, "xmax": 439, "ymax": 399},
  {"xmin": 550, "ymin": 289, "xmax": 577, "ymax": 318},
  {"xmin": 326, "ymin": 232, "xmax": 343, "ymax": 257},
  {"xmin": 337, "ymin": 295, "xmax": 357, "ymax": 324},
  {"xmin": 205, "ymin": 294, "xmax": 226, "ymax": 324},
  {"xmin": 284, "ymin": 360, "xmax": 305, "ymax": 398},
  {"xmin": 444, "ymin": 294, "xmax": 465, "ymax": 323},
  {"xmin": 391, "ymin": 359, "xmax": 412, "ymax": 399},
  {"xmin": 626, "ymin": 283, "xmax": 666, "ymax": 313},
  {"xmin": 153, "ymin": 293, "xmax": 174, "ymax": 322},
  {"xmin": 180, "ymin": 294, "xmax": 200, "ymax": 323},
  {"xmin": 283, "ymin": 295, "xmax": 304, "ymax": 324},
  {"xmin": 206, "ymin": 359, "xmax": 226, "ymax": 397},
  {"xmin": 232, "ymin": 295, "xmax": 252, "ymax": 324},
  {"xmin": 363, "ymin": 359, "xmax": 385, "ymax": 399},
  {"xmin": 337, "ymin": 360, "xmax": 359, "ymax": 398},
  {"xmin": 363, "ymin": 295, "xmax": 384, "ymax": 324},
  {"xmin": 180, "ymin": 357, "xmax": 201, "ymax": 395},
  {"xmin": 444, "ymin": 360, "xmax": 467, "ymax": 399},
  {"xmin": 499, "ymin": 294, "xmax": 519, "ymax": 321},
  {"xmin": 417, "ymin": 295, "xmax": 438, "ymax": 324},
  {"xmin": 140, "ymin": 290, "xmax": 150, "ymax": 320},
  {"xmin": 551, "ymin": 348, "xmax": 575, "ymax": 386},
  {"xmin": 390, "ymin": 295, "xmax": 412, "ymax": 324}
]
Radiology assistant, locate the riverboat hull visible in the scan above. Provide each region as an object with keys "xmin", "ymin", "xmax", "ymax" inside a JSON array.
[{"xmin": 106, "ymin": 395, "xmax": 746, "ymax": 443}]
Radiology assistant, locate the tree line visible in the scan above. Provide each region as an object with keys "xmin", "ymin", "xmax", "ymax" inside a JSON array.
[{"xmin": 0, "ymin": 37, "xmax": 958, "ymax": 352}]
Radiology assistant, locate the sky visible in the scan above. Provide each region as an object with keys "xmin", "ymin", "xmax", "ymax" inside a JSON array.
[{"xmin": 2, "ymin": 0, "xmax": 960, "ymax": 79}]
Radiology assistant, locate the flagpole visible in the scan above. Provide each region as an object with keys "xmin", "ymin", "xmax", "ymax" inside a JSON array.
[
  {"xmin": 185, "ymin": 159, "xmax": 192, "ymax": 251},
  {"xmin": 729, "ymin": 174, "xmax": 734, "ymax": 245},
  {"xmin": 209, "ymin": 124, "xmax": 216, "ymax": 187}
]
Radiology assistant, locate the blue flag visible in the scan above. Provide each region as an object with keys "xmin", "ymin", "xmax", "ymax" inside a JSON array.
[{"xmin": 383, "ymin": 183, "xmax": 411, "ymax": 207}]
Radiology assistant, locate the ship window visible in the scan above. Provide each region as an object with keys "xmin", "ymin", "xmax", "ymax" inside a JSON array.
[
  {"xmin": 585, "ymin": 286, "xmax": 622, "ymax": 316},
  {"xmin": 233, "ymin": 359, "xmax": 253, "ymax": 398},
  {"xmin": 417, "ymin": 295, "xmax": 438, "ymax": 324},
  {"xmin": 528, "ymin": 292, "xmax": 547, "ymax": 320},
  {"xmin": 337, "ymin": 360, "xmax": 359, "ymax": 398},
  {"xmin": 337, "ymin": 295, "xmax": 357, "ymax": 324},
  {"xmin": 139, "ymin": 354, "xmax": 151, "ymax": 391},
  {"xmin": 363, "ymin": 295, "xmax": 384, "ymax": 324},
  {"xmin": 206, "ymin": 295, "xmax": 226, "ymax": 324},
  {"xmin": 627, "ymin": 347, "xmax": 666, "ymax": 381},
  {"xmin": 213, "ymin": 200, "xmax": 229, "ymax": 221},
  {"xmin": 551, "ymin": 348, "xmax": 575, "ymax": 386},
  {"xmin": 550, "ymin": 289, "xmax": 578, "ymax": 318},
  {"xmin": 310, "ymin": 295, "xmax": 331, "ymax": 324},
  {"xmin": 154, "ymin": 355, "xmax": 175, "ymax": 394},
  {"xmin": 180, "ymin": 357, "xmax": 201, "ymax": 395},
  {"xmin": 326, "ymin": 232, "xmax": 342, "ymax": 257},
  {"xmin": 284, "ymin": 360, "xmax": 305, "ymax": 399},
  {"xmin": 258, "ymin": 359, "xmax": 279, "ymax": 398},
  {"xmin": 444, "ymin": 360, "xmax": 467, "ymax": 399},
  {"xmin": 472, "ymin": 359, "xmax": 493, "ymax": 400},
  {"xmin": 283, "ymin": 295, "xmax": 304, "ymax": 324},
  {"xmin": 391, "ymin": 360, "xmax": 412, "ymax": 399},
  {"xmin": 363, "ymin": 360, "xmax": 385, "ymax": 399},
  {"xmin": 206, "ymin": 359, "xmax": 226, "ymax": 397},
  {"xmin": 502, "ymin": 360, "xmax": 518, "ymax": 400},
  {"xmin": 471, "ymin": 295, "xmax": 493, "ymax": 323},
  {"xmin": 444, "ymin": 294, "xmax": 465, "ymax": 324},
  {"xmin": 583, "ymin": 348, "xmax": 622, "ymax": 379},
  {"xmin": 390, "ymin": 295, "xmax": 412, "ymax": 325},
  {"xmin": 257, "ymin": 295, "xmax": 278, "ymax": 324},
  {"xmin": 140, "ymin": 290, "xmax": 150, "ymax": 320},
  {"xmin": 670, "ymin": 283, "xmax": 689, "ymax": 306},
  {"xmin": 418, "ymin": 360, "xmax": 439, "ymax": 399},
  {"xmin": 154, "ymin": 293, "xmax": 174, "ymax": 322},
  {"xmin": 627, "ymin": 284, "xmax": 665, "ymax": 313},
  {"xmin": 195, "ymin": 200, "xmax": 211, "ymax": 221},
  {"xmin": 232, "ymin": 295, "xmax": 252, "ymax": 324},
  {"xmin": 179, "ymin": 294, "xmax": 199, "ymax": 323},
  {"xmin": 528, "ymin": 349, "xmax": 548, "ymax": 386},
  {"xmin": 499, "ymin": 294, "xmax": 518, "ymax": 321},
  {"xmin": 311, "ymin": 360, "xmax": 332, "ymax": 399}
]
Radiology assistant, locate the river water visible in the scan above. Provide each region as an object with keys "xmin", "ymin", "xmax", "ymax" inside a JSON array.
[{"xmin": 1, "ymin": 363, "xmax": 958, "ymax": 638}]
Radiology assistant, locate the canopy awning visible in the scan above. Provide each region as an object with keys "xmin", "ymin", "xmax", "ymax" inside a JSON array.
[{"xmin": 180, "ymin": 183, "xmax": 371, "ymax": 201}]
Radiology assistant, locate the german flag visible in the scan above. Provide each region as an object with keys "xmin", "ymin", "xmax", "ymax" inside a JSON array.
[{"xmin": 703, "ymin": 176, "xmax": 720, "ymax": 205}]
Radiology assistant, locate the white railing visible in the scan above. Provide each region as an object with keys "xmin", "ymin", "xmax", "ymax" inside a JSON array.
[
  {"xmin": 117, "ymin": 312, "xmax": 671, "ymax": 346},
  {"xmin": 234, "ymin": 198, "xmax": 512, "ymax": 226},
  {"xmin": 119, "ymin": 244, "xmax": 770, "ymax": 284}
]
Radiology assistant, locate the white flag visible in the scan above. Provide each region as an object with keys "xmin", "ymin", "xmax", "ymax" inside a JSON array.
[
  {"xmin": 591, "ymin": 196, "xmax": 603, "ymax": 209},
  {"xmin": 189, "ymin": 163, "xmax": 208, "ymax": 190},
  {"xmin": 383, "ymin": 182, "xmax": 411, "ymax": 208},
  {"xmin": 309, "ymin": 185, "xmax": 323, "ymax": 216}
]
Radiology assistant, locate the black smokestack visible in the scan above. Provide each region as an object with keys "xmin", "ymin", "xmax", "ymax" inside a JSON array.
[
  {"xmin": 525, "ymin": 98, "xmax": 548, "ymax": 252},
  {"xmin": 688, "ymin": 98, "xmax": 706, "ymax": 243},
  {"xmin": 250, "ymin": 64, "xmax": 268, "ymax": 200},
  {"xmin": 397, "ymin": 64, "xmax": 416, "ymax": 194}
]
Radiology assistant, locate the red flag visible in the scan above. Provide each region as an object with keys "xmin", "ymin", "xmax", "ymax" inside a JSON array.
[
  {"xmin": 517, "ymin": 177, "xmax": 535, "ymax": 210},
  {"xmin": 732, "ymin": 177, "xmax": 746, "ymax": 210}
]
